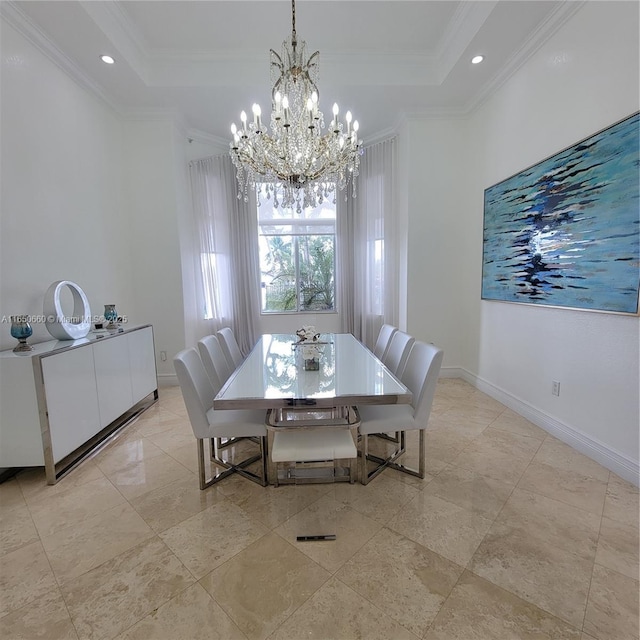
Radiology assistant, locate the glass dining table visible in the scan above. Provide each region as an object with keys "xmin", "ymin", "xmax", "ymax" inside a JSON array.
[{"xmin": 213, "ymin": 332, "xmax": 411, "ymax": 411}]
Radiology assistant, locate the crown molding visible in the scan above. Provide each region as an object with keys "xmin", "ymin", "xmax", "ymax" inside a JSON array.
[
  {"xmin": 436, "ymin": 0, "xmax": 497, "ymax": 83},
  {"xmin": 0, "ymin": 1, "xmax": 121, "ymax": 115},
  {"xmin": 79, "ymin": 0, "xmax": 149, "ymax": 83},
  {"xmin": 367, "ymin": 108, "xmax": 470, "ymax": 146},
  {"xmin": 123, "ymin": 107, "xmax": 188, "ymax": 132},
  {"xmin": 361, "ymin": 124, "xmax": 400, "ymax": 148},
  {"xmin": 185, "ymin": 127, "xmax": 229, "ymax": 150},
  {"xmin": 465, "ymin": 0, "xmax": 587, "ymax": 113}
]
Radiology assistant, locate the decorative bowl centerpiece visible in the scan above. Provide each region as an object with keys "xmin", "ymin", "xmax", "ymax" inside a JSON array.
[{"xmin": 293, "ymin": 325, "xmax": 326, "ymax": 371}]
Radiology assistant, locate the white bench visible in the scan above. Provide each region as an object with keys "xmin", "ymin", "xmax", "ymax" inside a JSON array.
[{"xmin": 267, "ymin": 408, "xmax": 359, "ymax": 486}]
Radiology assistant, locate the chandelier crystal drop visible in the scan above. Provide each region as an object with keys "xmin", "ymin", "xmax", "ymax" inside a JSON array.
[{"xmin": 230, "ymin": 0, "xmax": 362, "ymax": 211}]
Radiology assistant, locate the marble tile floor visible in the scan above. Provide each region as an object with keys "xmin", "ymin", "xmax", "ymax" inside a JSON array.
[{"xmin": 0, "ymin": 379, "xmax": 638, "ymax": 640}]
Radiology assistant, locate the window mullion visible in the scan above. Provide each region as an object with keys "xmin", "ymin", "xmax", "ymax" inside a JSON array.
[{"xmin": 294, "ymin": 236, "xmax": 301, "ymax": 312}]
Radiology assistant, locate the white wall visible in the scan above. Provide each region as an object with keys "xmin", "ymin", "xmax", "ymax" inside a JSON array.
[
  {"xmin": 461, "ymin": 1, "xmax": 638, "ymax": 480},
  {"xmin": 401, "ymin": 2, "xmax": 638, "ymax": 482},
  {"xmin": 400, "ymin": 116, "xmax": 472, "ymax": 367},
  {"xmin": 122, "ymin": 119, "xmax": 188, "ymax": 382},
  {"xmin": 0, "ymin": 19, "xmax": 134, "ymax": 351},
  {"xmin": 0, "ymin": 18, "xmax": 193, "ymax": 384}
]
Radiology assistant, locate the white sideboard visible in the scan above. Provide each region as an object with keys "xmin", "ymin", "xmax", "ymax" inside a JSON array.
[{"xmin": 0, "ymin": 325, "xmax": 158, "ymax": 483}]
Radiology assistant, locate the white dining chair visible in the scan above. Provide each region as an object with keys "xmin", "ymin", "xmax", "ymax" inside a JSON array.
[
  {"xmin": 269, "ymin": 424, "xmax": 359, "ymax": 487},
  {"xmin": 266, "ymin": 405, "xmax": 361, "ymax": 486},
  {"xmin": 174, "ymin": 347, "xmax": 268, "ymax": 489},
  {"xmin": 217, "ymin": 327, "xmax": 244, "ymax": 369},
  {"xmin": 382, "ymin": 330, "xmax": 415, "ymax": 377},
  {"xmin": 373, "ymin": 324, "xmax": 397, "ymax": 360},
  {"xmin": 358, "ymin": 340, "xmax": 443, "ymax": 485},
  {"xmin": 197, "ymin": 335, "xmax": 225, "ymax": 392},
  {"xmin": 198, "ymin": 334, "xmax": 241, "ymax": 452}
]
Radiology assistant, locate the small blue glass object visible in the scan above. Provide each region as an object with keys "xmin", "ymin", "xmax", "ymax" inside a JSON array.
[
  {"xmin": 10, "ymin": 315, "xmax": 33, "ymax": 352},
  {"xmin": 104, "ymin": 304, "xmax": 118, "ymax": 328}
]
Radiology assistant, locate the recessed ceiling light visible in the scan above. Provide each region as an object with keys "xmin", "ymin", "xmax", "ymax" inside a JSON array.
[
  {"xmin": 471, "ymin": 55, "xmax": 484, "ymax": 65},
  {"xmin": 100, "ymin": 55, "xmax": 115, "ymax": 65}
]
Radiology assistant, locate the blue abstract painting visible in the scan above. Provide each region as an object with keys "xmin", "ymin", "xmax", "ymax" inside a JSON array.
[{"xmin": 482, "ymin": 112, "xmax": 639, "ymax": 314}]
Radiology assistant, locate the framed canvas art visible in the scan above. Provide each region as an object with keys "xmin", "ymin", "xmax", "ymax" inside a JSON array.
[{"xmin": 481, "ymin": 112, "xmax": 639, "ymax": 315}]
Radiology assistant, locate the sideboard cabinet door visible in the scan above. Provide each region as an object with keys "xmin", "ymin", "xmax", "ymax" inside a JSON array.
[
  {"xmin": 93, "ymin": 335, "xmax": 134, "ymax": 428},
  {"xmin": 41, "ymin": 346, "xmax": 101, "ymax": 463},
  {"xmin": 128, "ymin": 327, "xmax": 157, "ymax": 404}
]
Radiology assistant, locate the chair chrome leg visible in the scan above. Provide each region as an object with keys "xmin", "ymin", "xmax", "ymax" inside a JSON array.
[
  {"xmin": 197, "ymin": 439, "xmax": 236, "ymax": 489},
  {"xmin": 360, "ymin": 429, "xmax": 427, "ymax": 484},
  {"xmin": 259, "ymin": 436, "xmax": 268, "ymax": 486},
  {"xmin": 360, "ymin": 433, "xmax": 370, "ymax": 485},
  {"xmin": 197, "ymin": 438, "xmax": 207, "ymax": 490},
  {"xmin": 385, "ymin": 430, "xmax": 426, "ymax": 479},
  {"xmin": 197, "ymin": 436, "xmax": 269, "ymax": 489},
  {"xmin": 267, "ymin": 430, "xmax": 279, "ymax": 486}
]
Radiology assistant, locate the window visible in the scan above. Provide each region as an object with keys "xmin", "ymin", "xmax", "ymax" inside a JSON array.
[{"xmin": 257, "ymin": 186, "xmax": 336, "ymax": 313}]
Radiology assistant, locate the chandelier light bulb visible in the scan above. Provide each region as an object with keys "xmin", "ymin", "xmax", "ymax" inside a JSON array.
[
  {"xmin": 274, "ymin": 92, "xmax": 282, "ymax": 118},
  {"xmin": 231, "ymin": 123, "xmax": 237, "ymax": 135},
  {"xmin": 332, "ymin": 103, "xmax": 339, "ymax": 116},
  {"xmin": 252, "ymin": 103, "xmax": 262, "ymax": 130}
]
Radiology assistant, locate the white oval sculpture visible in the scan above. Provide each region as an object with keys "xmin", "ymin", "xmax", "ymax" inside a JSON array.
[{"xmin": 44, "ymin": 281, "xmax": 91, "ymax": 340}]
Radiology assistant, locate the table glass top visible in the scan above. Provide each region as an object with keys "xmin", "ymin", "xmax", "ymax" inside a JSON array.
[{"xmin": 214, "ymin": 333, "xmax": 411, "ymax": 409}]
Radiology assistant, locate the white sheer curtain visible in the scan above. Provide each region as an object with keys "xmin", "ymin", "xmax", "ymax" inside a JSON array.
[
  {"xmin": 337, "ymin": 137, "xmax": 398, "ymax": 349},
  {"xmin": 188, "ymin": 155, "xmax": 261, "ymax": 354}
]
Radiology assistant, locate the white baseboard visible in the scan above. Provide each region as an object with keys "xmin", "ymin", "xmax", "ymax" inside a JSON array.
[
  {"xmin": 157, "ymin": 373, "xmax": 178, "ymax": 388},
  {"xmin": 440, "ymin": 366, "xmax": 639, "ymax": 487}
]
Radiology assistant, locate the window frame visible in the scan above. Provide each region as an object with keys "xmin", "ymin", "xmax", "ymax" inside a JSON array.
[{"xmin": 257, "ymin": 194, "xmax": 338, "ymax": 316}]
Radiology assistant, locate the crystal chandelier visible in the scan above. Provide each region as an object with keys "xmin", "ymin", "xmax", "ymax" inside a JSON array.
[{"xmin": 230, "ymin": 0, "xmax": 362, "ymax": 210}]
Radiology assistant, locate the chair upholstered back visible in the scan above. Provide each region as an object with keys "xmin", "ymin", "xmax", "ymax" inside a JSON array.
[
  {"xmin": 175, "ymin": 347, "xmax": 268, "ymax": 489},
  {"xmin": 358, "ymin": 339, "xmax": 443, "ymax": 484},
  {"xmin": 174, "ymin": 348, "xmax": 215, "ymax": 439},
  {"xmin": 197, "ymin": 335, "xmax": 227, "ymax": 392},
  {"xmin": 373, "ymin": 324, "xmax": 397, "ymax": 359},
  {"xmin": 217, "ymin": 327, "xmax": 244, "ymax": 369},
  {"xmin": 401, "ymin": 341, "xmax": 444, "ymax": 424},
  {"xmin": 383, "ymin": 330, "xmax": 415, "ymax": 376}
]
